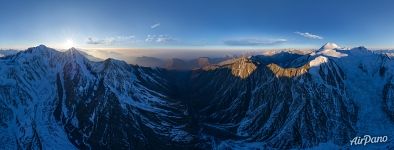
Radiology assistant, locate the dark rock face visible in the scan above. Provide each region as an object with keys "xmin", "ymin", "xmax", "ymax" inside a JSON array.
[
  {"xmin": 189, "ymin": 57, "xmax": 357, "ymax": 149},
  {"xmin": 53, "ymin": 57, "xmax": 194, "ymax": 149},
  {"xmin": 1, "ymin": 45, "xmax": 393, "ymax": 149},
  {"xmin": 383, "ymin": 81, "xmax": 394, "ymax": 120}
]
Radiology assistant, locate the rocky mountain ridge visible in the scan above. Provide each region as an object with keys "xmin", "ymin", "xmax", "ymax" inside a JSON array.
[{"xmin": 1, "ymin": 43, "xmax": 394, "ymax": 149}]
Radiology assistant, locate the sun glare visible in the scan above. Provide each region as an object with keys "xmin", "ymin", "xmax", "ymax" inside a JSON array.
[{"xmin": 64, "ymin": 39, "xmax": 74, "ymax": 49}]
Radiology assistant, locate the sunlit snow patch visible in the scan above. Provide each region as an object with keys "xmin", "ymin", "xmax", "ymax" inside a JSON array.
[{"xmin": 317, "ymin": 42, "xmax": 348, "ymax": 58}]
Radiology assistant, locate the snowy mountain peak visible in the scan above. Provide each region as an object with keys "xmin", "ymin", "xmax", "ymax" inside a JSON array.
[
  {"xmin": 25, "ymin": 45, "xmax": 57, "ymax": 56},
  {"xmin": 37, "ymin": 44, "xmax": 48, "ymax": 49},
  {"xmin": 30, "ymin": 44, "xmax": 49, "ymax": 50},
  {"xmin": 68, "ymin": 47, "xmax": 78, "ymax": 51},
  {"xmin": 316, "ymin": 43, "xmax": 348, "ymax": 58},
  {"xmin": 352, "ymin": 46, "xmax": 368, "ymax": 52},
  {"xmin": 103, "ymin": 58, "xmax": 130, "ymax": 69},
  {"xmin": 64, "ymin": 47, "xmax": 85, "ymax": 57},
  {"xmin": 65, "ymin": 47, "xmax": 81, "ymax": 53},
  {"xmin": 319, "ymin": 42, "xmax": 340, "ymax": 50}
]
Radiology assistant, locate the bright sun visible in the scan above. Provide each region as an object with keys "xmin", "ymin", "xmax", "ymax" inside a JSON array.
[{"xmin": 64, "ymin": 39, "xmax": 74, "ymax": 48}]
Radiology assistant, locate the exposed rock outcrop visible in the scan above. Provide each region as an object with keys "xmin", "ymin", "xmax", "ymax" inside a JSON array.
[{"xmin": 266, "ymin": 63, "xmax": 309, "ymax": 77}]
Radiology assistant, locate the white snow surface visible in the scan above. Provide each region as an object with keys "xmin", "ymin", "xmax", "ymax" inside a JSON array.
[
  {"xmin": 317, "ymin": 49, "xmax": 348, "ymax": 58},
  {"xmin": 313, "ymin": 44, "xmax": 394, "ymax": 149},
  {"xmin": 319, "ymin": 42, "xmax": 340, "ymax": 50},
  {"xmin": 309, "ymin": 56, "xmax": 328, "ymax": 67}
]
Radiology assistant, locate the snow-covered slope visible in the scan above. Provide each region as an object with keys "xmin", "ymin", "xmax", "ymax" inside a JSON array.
[
  {"xmin": 191, "ymin": 48, "xmax": 357, "ymax": 149},
  {"xmin": 1, "ymin": 44, "xmax": 394, "ymax": 149},
  {"xmin": 319, "ymin": 42, "xmax": 340, "ymax": 50},
  {"xmin": 0, "ymin": 45, "xmax": 192, "ymax": 149},
  {"xmin": 190, "ymin": 43, "xmax": 394, "ymax": 149}
]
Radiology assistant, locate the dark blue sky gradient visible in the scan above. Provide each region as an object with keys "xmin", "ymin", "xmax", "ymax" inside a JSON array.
[{"xmin": 1, "ymin": 0, "xmax": 394, "ymax": 49}]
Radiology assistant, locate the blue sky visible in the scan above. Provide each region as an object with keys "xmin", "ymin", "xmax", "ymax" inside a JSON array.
[{"xmin": 1, "ymin": 0, "xmax": 394, "ymax": 49}]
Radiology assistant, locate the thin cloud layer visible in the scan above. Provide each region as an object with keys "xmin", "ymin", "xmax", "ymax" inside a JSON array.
[
  {"xmin": 294, "ymin": 32, "xmax": 323, "ymax": 40},
  {"xmin": 86, "ymin": 35, "xmax": 135, "ymax": 45},
  {"xmin": 87, "ymin": 38, "xmax": 106, "ymax": 45},
  {"xmin": 145, "ymin": 35, "xmax": 174, "ymax": 43},
  {"xmin": 224, "ymin": 38, "xmax": 287, "ymax": 46},
  {"xmin": 150, "ymin": 23, "xmax": 160, "ymax": 29}
]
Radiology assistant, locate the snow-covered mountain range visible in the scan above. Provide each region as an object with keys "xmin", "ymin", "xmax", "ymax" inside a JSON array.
[{"xmin": 1, "ymin": 43, "xmax": 394, "ymax": 149}]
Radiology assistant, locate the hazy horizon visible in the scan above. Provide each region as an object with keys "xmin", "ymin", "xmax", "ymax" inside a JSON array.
[{"xmin": 1, "ymin": 43, "xmax": 393, "ymax": 62}]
